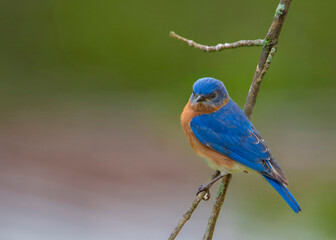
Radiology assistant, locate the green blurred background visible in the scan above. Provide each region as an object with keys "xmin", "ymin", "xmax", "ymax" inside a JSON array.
[{"xmin": 0, "ymin": 0, "xmax": 335, "ymax": 239}]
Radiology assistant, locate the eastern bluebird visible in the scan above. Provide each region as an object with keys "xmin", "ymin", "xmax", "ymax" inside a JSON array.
[{"xmin": 181, "ymin": 77, "xmax": 301, "ymax": 213}]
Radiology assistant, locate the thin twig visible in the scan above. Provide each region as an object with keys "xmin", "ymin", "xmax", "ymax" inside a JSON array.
[
  {"xmin": 202, "ymin": 174, "xmax": 232, "ymax": 240},
  {"xmin": 244, "ymin": 0, "xmax": 292, "ymax": 118},
  {"xmin": 168, "ymin": 171, "xmax": 220, "ymax": 240},
  {"xmin": 204, "ymin": 0, "xmax": 292, "ymax": 238},
  {"xmin": 170, "ymin": 31, "xmax": 264, "ymax": 52},
  {"xmin": 168, "ymin": 0, "xmax": 292, "ymax": 239}
]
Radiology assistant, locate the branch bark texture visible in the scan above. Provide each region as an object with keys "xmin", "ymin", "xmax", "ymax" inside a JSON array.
[
  {"xmin": 168, "ymin": 171, "xmax": 220, "ymax": 240},
  {"xmin": 202, "ymin": 174, "xmax": 232, "ymax": 240},
  {"xmin": 170, "ymin": 31, "xmax": 264, "ymax": 52},
  {"xmin": 244, "ymin": 0, "xmax": 292, "ymax": 118},
  {"xmin": 169, "ymin": 0, "xmax": 292, "ymax": 239}
]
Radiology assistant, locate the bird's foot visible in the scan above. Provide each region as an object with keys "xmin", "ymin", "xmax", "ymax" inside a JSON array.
[
  {"xmin": 196, "ymin": 184, "xmax": 212, "ymax": 201},
  {"xmin": 195, "ymin": 172, "xmax": 226, "ymax": 201}
]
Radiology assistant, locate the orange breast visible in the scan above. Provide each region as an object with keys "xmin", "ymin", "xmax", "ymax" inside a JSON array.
[{"xmin": 180, "ymin": 101, "xmax": 239, "ymax": 171}]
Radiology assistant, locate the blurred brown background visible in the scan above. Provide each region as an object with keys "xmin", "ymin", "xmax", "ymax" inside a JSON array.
[{"xmin": 0, "ymin": 0, "xmax": 335, "ymax": 239}]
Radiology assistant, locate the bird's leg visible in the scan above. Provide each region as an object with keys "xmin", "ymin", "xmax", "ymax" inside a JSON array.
[{"xmin": 196, "ymin": 172, "xmax": 227, "ymax": 200}]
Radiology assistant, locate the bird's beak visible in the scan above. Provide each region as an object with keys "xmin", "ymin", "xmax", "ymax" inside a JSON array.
[{"xmin": 195, "ymin": 95, "xmax": 206, "ymax": 102}]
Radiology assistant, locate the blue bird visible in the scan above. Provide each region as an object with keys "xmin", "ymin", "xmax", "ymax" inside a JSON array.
[{"xmin": 181, "ymin": 77, "xmax": 301, "ymax": 213}]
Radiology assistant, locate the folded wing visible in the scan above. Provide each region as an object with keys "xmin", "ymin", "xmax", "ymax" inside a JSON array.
[{"xmin": 190, "ymin": 99, "xmax": 288, "ymax": 185}]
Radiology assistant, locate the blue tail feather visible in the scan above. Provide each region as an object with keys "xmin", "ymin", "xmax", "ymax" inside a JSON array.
[{"xmin": 263, "ymin": 175, "xmax": 301, "ymax": 213}]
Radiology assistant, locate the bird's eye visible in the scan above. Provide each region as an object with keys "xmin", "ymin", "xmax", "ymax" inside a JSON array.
[{"xmin": 210, "ymin": 92, "xmax": 217, "ymax": 99}]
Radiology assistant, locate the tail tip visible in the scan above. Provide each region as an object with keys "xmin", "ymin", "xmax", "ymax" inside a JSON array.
[{"xmin": 296, "ymin": 206, "xmax": 302, "ymax": 213}]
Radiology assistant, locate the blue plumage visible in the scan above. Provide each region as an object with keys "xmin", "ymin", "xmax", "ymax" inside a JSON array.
[
  {"xmin": 264, "ymin": 176, "xmax": 301, "ymax": 213},
  {"xmin": 191, "ymin": 99, "xmax": 275, "ymax": 176},
  {"xmin": 187, "ymin": 77, "xmax": 301, "ymax": 213},
  {"xmin": 193, "ymin": 77, "xmax": 228, "ymax": 96}
]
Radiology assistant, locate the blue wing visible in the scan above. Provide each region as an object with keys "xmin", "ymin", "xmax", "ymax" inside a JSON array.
[{"xmin": 190, "ymin": 99, "xmax": 287, "ymax": 185}]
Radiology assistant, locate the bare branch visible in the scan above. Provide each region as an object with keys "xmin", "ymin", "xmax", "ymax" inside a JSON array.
[
  {"xmin": 244, "ymin": 0, "xmax": 292, "ymax": 118},
  {"xmin": 203, "ymin": 1, "xmax": 292, "ymax": 237},
  {"xmin": 168, "ymin": 0, "xmax": 292, "ymax": 239},
  {"xmin": 168, "ymin": 171, "xmax": 220, "ymax": 240},
  {"xmin": 202, "ymin": 174, "xmax": 232, "ymax": 240},
  {"xmin": 170, "ymin": 31, "xmax": 264, "ymax": 52}
]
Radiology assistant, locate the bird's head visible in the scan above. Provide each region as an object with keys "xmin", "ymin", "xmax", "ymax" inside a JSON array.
[{"xmin": 190, "ymin": 77, "xmax": 229, "ymax": 109}]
